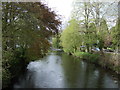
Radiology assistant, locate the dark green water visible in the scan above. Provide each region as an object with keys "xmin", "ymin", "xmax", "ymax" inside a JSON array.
[{"xmin": 14, "ymin": 52, "xmax": 119, "ymax": 88}]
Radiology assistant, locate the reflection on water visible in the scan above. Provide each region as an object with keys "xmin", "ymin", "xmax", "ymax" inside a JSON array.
[{"xmin": 14, "ymin": 52, "xmax": 119, "ymax": 88}]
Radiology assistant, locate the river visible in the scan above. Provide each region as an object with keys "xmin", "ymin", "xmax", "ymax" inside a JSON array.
[{"xmin": 14, "ymin": 52, "xmax": 119, "ymax": 88}]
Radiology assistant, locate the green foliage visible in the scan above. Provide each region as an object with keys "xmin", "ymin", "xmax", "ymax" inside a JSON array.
[
  {"xmin": 110, "ymin": 19, "xmax": 120, "ymax": 51},
  {"xmin": 2, "ymin": 2, "xmax": 61, "ymax": 88},
  {"xmin": 71, "ymin": 1, "xmax": 116, "ymax": 52},
  {"xmin": 52, "ymin": 35, "xmax": 62, "ymax": 49},
  {"xmin": 60, "ymin": 1, "xmax": 119, "ymax": 75},
  {"xmin": 52, "ymin": 37, "xmax": 58, "ymax": 48},
  {"xmin": 84, "ymin": 23, "xmax": 97, "ymax": 47},
  {"xmin": 113, "ymin": 66, "xmax": 120, "ymax": 74},
  {"xmin": 2, "ymin": 69, "xmax": 11, "ymax": 88},
  {"xmin": 60, "ymin": 19, "xmax": 82, "ymax": 53},
  {"xmin": 74, "ymin": 51, "xmax": 99, "ymax": 63},
  {"xmin": 74, "ymin": 52, "xmax": 87, "ymax": 57}
]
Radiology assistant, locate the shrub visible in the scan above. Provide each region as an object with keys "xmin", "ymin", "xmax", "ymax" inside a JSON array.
[{"xmin": 2, "ymin": 69, "xmax": 11, "ymax": 88}]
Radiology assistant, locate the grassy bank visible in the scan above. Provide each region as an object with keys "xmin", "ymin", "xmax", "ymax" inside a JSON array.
[
  {"xmin": 73, "ymin": 51, "xmax": 100, "ymax": 63},
  {"xmin": 2, "ymin": 47, "xmax": 52, "ymax": 88},
  {"xmin": 72, "ymin": 51, "xmax": 120, "ymax": 74}
]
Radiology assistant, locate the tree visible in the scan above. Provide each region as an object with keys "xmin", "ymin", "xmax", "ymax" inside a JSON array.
[
  {"xmin": 111, "ymin": 19, "xmax": 120, "ymax": 52},
  {"xmin": 2, "ymin": 2, "xmax": 61, "ymax": 88},
  {"xmin": 72, "ymin": 1, "xmax": 101, "ymax": 52},
  {"xmin": 97, "ymin": 19, "xmax": 109, "ymax": 51},
  {"xmin": 84, "ymin": 22, "xmax": 97, "ymax": 52},
  {"xmin": 90, "ymin": 2, "xmax": 118, "ymax": 51},
  {"xmin": 71, "ymin": 1, "xmax": 118, "ymax": 52},
  {"xmin": 52, "ymin": 34, "xmax": 62, "ymax": 49},
  {"xmin": 61, "ymin": 19, "xmax": 82, "ymax": 54}
]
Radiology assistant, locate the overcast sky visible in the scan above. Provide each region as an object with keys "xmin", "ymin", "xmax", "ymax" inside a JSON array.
[
  {"xmin": 42, "ymin": 0, "xmax": 74, "ymax": 22},
  {"xmin": 41, "ymin": 0, "xmax": 118, "ymax": 29}
]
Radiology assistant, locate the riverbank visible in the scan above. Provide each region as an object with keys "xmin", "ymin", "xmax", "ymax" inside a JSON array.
[
  {"xmin": 73, "ymin": 51, "xmax": 120, "ymax": 75},
  {"xmin": 2, "ymin": 52, "xmax": 49, "ymax": 89},
  {"xmin": 13, "ymin": 52, "xmax": 119, "ymax": 88}
]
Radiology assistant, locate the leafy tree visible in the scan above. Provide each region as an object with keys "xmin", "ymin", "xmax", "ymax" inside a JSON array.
[
  {"xmin": 97, "ymin": 19, "xmax": 109, "ymax": 51},
  {"xmin": 61, "ymin": 19, "xmax": 82, "ymax": 54},
  {"xmin": 71, "ymin": 1, "xmax": 118, "ymax": 52},
  {"xmin": 2, "ymin": 2, "xmax": 61, "ymax": 88},
  {"xmin": 71, "ymin": 2, "xmax": 97, "ymax": 52},
  {"xmin": 111, "ymin": 19, "xmax": 120, "ymax": 52},
  {"xmin": 52, "ymin": 34, "xmax": 62, "ymax": 49},
  {"xmin": 84, "ymin": 22, "xmax": 97, "ymax": 52}
]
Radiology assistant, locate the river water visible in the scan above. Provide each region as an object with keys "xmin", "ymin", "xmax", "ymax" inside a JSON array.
[{"xmin": 14, "ymin": 52, "xmax": 119, "ymax": 88}]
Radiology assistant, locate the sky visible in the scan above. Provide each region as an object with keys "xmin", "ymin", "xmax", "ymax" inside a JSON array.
[
  {"xmin": 41, "ymin": 0, "xmax": 118, "ymax": 29},
  {"xmin": 41, "ymin": 0, "xmax": 74, "ymax": 23}
]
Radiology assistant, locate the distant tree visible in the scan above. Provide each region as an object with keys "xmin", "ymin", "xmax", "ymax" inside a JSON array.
[
  {"xmin": 71, "ymin": 2, "xmax": 94, "ymax": 52},
  {"xmin": 111, "ymin": 19, "xmax": 120, "ymax": 52},
  {"xmin": 60, "ymin": 19, "xmax": 82, "ymax": 54},
  {"xmin": 72, "ymin": 1, "xmax": 118, "ymax": 52},
  {"xmin": 84, "ymin": 22, "xmax": 97, "ymax": 52},
  {"xmin": 52, "ymin": 34, "xmax": 62, "ymax": 49},
  {"xmin": 97, "ymin": 19, "xmax": 109, "ymax": 51}
]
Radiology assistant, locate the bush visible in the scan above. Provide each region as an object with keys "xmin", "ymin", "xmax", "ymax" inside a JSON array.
[{"xmin": 2, "ymin": 69, "xmax": 11, "ymax": 88}]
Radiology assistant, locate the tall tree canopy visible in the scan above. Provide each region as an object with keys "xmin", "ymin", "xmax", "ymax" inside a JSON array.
[
  {"xmin": 2, "ymin": 2, "xmax": 61, "ymax": 88},
  {"xmin": 60, "ymin": 19, "xmax": 82, "ymax": 54},
  {"xmin": 70, "ymin": 1, "xmax": 118, "ymax": 52}
]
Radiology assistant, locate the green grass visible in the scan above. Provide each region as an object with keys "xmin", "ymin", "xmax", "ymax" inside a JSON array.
[{"xmin": 74, "ymin": 51, "xmax": 99, "ymax": 63}]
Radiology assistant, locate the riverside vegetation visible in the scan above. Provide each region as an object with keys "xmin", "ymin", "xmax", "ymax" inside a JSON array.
[
  {"xmin": 2, "ymin": 1, "xmax": 120, "ymax": 89},
  {"xmin": 52, "ymin": 2, "xmax": 120, "ymax": 74},
  {"xmin": 2, "ymin": 2, "xmax": 61, "ymax": 88}
]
